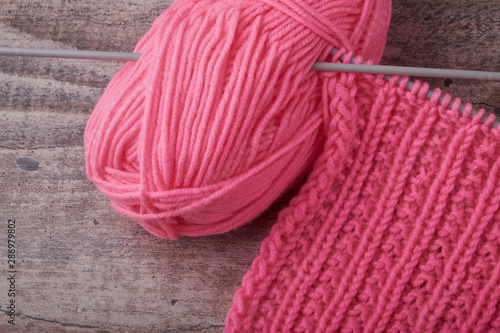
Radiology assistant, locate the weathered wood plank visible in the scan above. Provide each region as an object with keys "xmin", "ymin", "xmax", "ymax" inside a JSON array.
[
  {"xmin": 0, "ymin": 0, "xmax": 498, "ymax": 332},
  {"xmin": 383, "ymin": 0, "xmax": 500, "ymax": 113}
]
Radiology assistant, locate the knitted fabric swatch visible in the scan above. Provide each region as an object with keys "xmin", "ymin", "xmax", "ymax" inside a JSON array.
[{"xmin": 225, "ymin": 70, "xmax": 500, "ymax": 332}]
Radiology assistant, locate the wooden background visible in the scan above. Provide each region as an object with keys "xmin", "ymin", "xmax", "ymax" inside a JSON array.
[{"xmin": 0, "ymin": 0, "xmax": 499, "ymax": 332}]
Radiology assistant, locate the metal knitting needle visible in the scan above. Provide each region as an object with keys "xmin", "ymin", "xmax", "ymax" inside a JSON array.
[
  {"xmin": 0, "ymin": 47, "xmax": 141, "ymax": 62},
  {"xmin": 311, "ymin": 62, "xmax": 500, "ymax": 81},
  {"xmin": 1, "ymin": 46, "xmax": 498, "ymax": 127},
  {"xmin": 1, "ymin": 46, "xmax": 500, "ymax": 82}
]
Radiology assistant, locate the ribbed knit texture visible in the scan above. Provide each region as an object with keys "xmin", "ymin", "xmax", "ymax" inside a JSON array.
[{"xmin": 226, "ymin": 71, "xmax": 500, "ymax": 332}]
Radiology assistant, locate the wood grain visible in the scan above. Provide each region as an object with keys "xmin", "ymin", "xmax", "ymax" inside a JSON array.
[{"xmin": 0, "ymin": 0, "xmax": 498, "ymax": 332}]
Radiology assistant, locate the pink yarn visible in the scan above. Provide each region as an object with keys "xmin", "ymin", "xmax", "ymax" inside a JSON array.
[
  {"xmin": 84, "ymin": 0, "xmax": 391, "ymax": 239},
  {"xmin": 85, "ymin": 0, "xmax": 500, "ymax": 330}
]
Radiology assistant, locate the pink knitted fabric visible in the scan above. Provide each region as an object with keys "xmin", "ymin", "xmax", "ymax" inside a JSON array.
[{"xmin": 225, "ymin": 74, "xmax": 500, "ymax": 331}]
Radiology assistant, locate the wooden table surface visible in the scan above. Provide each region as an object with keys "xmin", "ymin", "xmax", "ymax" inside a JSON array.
[{"xmin": 1, "ymin": 0, "xmax": 499, "ymax": 332}]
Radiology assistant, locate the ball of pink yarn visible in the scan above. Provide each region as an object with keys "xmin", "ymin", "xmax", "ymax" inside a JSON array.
[{"xmin": 84, "ymin": 0, "xmax": 391, "ymax": 239}]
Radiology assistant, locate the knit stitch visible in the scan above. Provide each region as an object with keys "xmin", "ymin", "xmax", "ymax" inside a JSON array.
[{"xmin": 226, "ymin": 69, "xmax": 500, "ymax": 332}]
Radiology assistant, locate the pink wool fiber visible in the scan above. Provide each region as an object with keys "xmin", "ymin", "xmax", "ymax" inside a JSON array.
[
  {"xmin": 84, "ymin": 0, "xmax": 391, "ymax": 239},
  {"xmin": 85, "ymin": 0, "xmax": 500, "ymax": 330}
]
